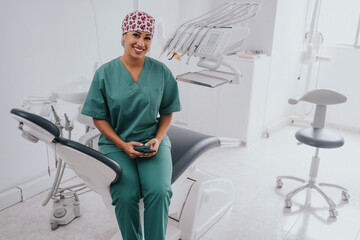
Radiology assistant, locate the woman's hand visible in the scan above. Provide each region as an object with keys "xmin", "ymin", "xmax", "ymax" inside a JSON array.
[
  {"xmin": 93, "ymin": 118, "xmax": 143, "ymax": 159},
  {"xmin": 137, "ymin": 113, "xmax": 172, "ymax": 158},
  {"xmin": 92, "ymin": 118, "xmax": 160, "ymax": 159},
  {"xmin": 121, "ymin": 141, "xmax": 144, "ymax": 159},
  {"xmin": 141, "ymin": 138, "xmax": 160, "ymax": 158}
]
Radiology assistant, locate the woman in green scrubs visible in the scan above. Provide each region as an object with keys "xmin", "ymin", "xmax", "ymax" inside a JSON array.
[{"xmin": 81, "ymin": 10, "xmax": 181, "ymax": 240}]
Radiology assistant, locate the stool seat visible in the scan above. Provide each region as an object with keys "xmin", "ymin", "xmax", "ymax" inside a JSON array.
[{"xmin": 295, "ymin": 128, "xmax": 344, "ymax": 149}]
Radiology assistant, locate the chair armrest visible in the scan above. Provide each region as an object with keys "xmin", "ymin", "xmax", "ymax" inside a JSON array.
[{"xmin": 218, "ymin": 137, "xmax": 241, "ymax": 147}]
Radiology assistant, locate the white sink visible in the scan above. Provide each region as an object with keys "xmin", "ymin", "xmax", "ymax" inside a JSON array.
[{"xmin": 53, "ymin": 80, "xmax": 91, "ymax": 104}]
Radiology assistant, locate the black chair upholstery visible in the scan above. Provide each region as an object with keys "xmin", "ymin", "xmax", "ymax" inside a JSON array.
[
  {"xmin": 167, "ymin": 126, "xmax": 220, "ymax": 183},
  {"xmin": 11, "ymin": 108, "xmax": 60, "ymax": 138},
  {"xmin": 295, "ymin": 128, "xmax": 344, "ymax": 149}
]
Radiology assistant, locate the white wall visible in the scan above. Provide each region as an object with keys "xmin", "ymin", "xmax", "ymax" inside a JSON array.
[
  {"xmin": 0, "ymin": 0, "xmax": 132, "ymax": 193},
  {"xmin": 243, "ymin": 0, "xmax": 277, "ymax": 55},
  {"xmin": 263, "ymin": 0, "xmax": 308, "ymax": 128},
  {"xmin": 315, "ymin": 46, "xmax": 360, "ymax": 129}
]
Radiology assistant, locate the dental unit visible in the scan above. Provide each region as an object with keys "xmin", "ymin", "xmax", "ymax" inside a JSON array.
[
  {"xmin": 162, "ymin": 2, "xmax": 261, "ymax": 87},
  {"xmin": 12, "ymin": 78, "xmax": 240, "ymax": 239}
]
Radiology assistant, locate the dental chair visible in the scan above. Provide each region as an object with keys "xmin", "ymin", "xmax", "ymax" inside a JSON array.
[
  {"xmin": 11, "ymin": 108, "xmax": 238, "ymax": 240},
  {"xmin": 276, "ymin": 89, "xmax": 350, "ymax": 217}
]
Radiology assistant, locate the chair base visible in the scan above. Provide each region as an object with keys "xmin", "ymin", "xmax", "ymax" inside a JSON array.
[
  {"xmin": 49, "ymin": 197, "xmax": 81, "ymax": 230},
  {"xmin": 276, "ymin": 176, "xmax": 350, "ymax": 218}
]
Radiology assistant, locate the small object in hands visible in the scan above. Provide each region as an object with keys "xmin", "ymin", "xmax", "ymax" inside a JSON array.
[{"xmin": 134, "ymin": 145, "xmax": 156, "ymax": 153}]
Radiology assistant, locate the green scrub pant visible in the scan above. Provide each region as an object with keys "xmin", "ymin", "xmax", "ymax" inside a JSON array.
[{"xmin": 107, "ymin": 145, "xmax": 173, "ymax": 240}]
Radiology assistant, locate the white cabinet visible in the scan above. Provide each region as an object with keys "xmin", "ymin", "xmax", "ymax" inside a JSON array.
[{"xmin": 173, "ymin": 55, "xmax": 271, "ymax": 146}]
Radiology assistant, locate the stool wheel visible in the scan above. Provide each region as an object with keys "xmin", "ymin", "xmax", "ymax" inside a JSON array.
[
  {"xmin": 276, "ymin": 179, "xmax": 283, "ymax": 188},
  {"xmin": 284, "ymin": 199, "xmax": 292, "ymax": 208},
  {"xmin": 329, "ymin": 209, "xmax": 338, "ymax": 218},
  {"xmin": 51, "ymin": 222, "xmax": 59, "ymax": 231},
  {"xmin": 341, "ymin": 191, "xmax": 350, "ymax": 201}
]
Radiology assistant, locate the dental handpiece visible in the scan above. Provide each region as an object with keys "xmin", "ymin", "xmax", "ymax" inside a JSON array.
[
  {"xmin": 64, "ymin": 113, "xmax": 73, "ymax": 139},
  {"xmin": 51, "ymin": 105, "xmax": 63, "ymax": 137}
]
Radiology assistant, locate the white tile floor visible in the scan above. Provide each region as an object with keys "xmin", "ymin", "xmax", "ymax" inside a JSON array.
[{"xmin": 1, "ymin": 126, "xmax": 360, "ymax": 240}]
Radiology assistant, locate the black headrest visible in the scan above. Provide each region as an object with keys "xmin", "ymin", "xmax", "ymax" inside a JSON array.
[{"xmin": 11, "ymin": 108, "xmax": 60, "ymax": 138}]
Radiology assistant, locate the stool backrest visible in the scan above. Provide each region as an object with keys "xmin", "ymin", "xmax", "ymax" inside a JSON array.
[{"xmin": 289, "ymin": 89, "xmax": 347, "ymax": 128}]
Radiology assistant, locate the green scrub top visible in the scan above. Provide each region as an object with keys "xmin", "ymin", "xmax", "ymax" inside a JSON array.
[{"xmin": 81, "ymin": 56, "xmax": 181, "ymax": 154}]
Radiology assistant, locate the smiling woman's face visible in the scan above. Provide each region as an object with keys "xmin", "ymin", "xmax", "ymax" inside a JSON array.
[{"xmin": 122, "ymin": 31, "xmax": 153, "ymax": 60}]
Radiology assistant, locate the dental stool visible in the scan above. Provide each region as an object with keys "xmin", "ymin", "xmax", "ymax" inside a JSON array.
[
  {"xmin": 276, "ymin": 89, "xmax": 350, "ymax": 217},
  {"xmin": 11, "ymin": 108, "xmax": 238, "ymax": 240}
]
